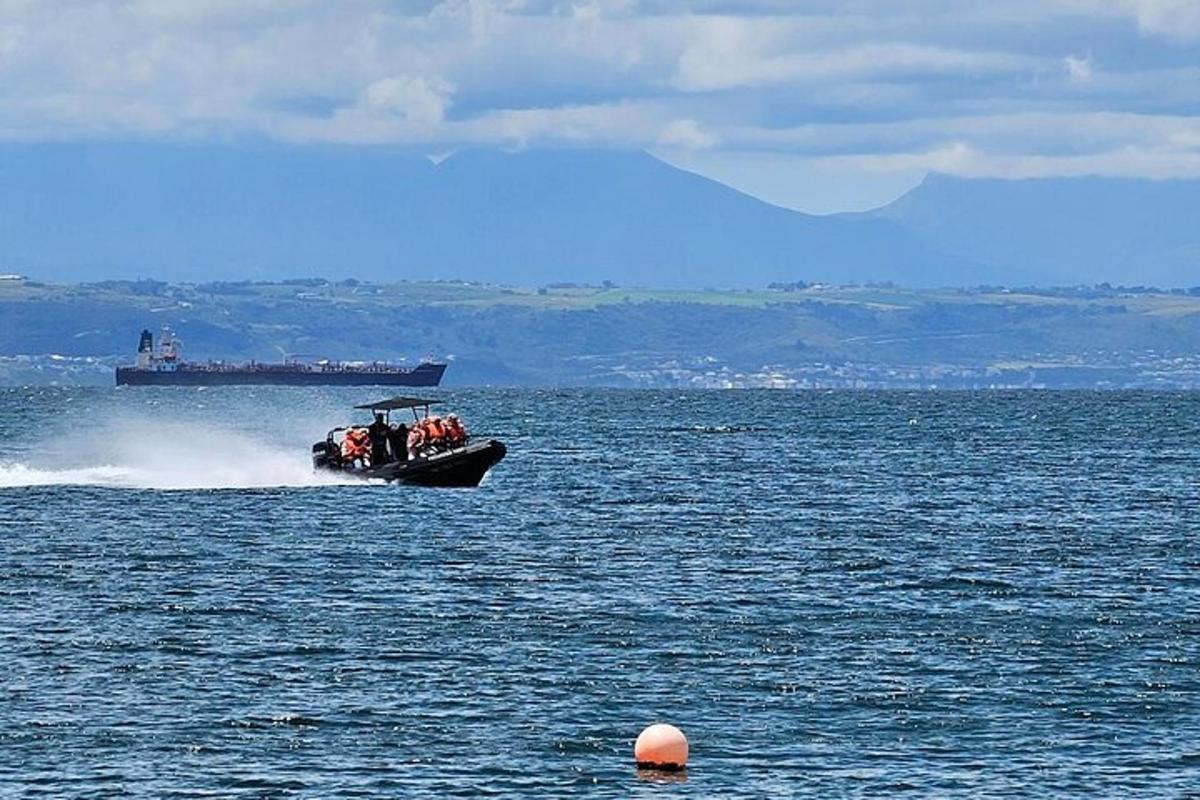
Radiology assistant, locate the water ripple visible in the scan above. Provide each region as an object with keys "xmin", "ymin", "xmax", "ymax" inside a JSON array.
[{"xmin": 0, "ymin": 388, "xmax": 1198, "ymax": 797}]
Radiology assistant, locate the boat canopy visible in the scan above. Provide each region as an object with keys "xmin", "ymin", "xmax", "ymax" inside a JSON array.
[{"xmin": 354, "ymin": 396, "xmax": 443, "ymax": 411}]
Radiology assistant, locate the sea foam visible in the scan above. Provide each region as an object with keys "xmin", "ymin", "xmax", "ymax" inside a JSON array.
[{"xmin": 0, "ymin": 420, "xmax": 357, "ymax": 490}]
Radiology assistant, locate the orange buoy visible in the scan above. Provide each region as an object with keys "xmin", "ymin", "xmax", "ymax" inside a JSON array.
[{"xmin": 634, "ymin": 723, "xmax": 688, "ymax": 770}]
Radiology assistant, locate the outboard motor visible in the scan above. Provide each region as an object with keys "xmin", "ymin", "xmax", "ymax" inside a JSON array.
[{"xmin": 312, "ymin": 440, "xmax": 334, "ymax": 471}]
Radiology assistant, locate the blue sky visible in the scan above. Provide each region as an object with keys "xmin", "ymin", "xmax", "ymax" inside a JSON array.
[{"xmin": 1, "ymin": 0, "xmax": 1197, "ymax": 212}]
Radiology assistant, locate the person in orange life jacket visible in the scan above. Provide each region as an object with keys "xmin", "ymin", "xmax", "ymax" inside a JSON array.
[
  {"xmin": 445, "ymin": 414, "xmax": 466, "ymax": 446},
  {"xmin": 342, "ymin": 427, "xmax": 371, "ymax": 468},
  {"xmin": 426, "ymin": 415, "xmax": 448, "ymax": 448},
  {"xmin": 416, "ymin": 416, "xmax": 437, "ymax": 451}
]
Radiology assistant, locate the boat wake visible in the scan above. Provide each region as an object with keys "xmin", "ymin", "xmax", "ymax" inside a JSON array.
[
  {"xmin": 0, "ymin": 421, "xmax": 358, "ymax": 490},
  {"xmin": 0, "ymin": 460, "xmax": 356, "ymax": 490}
]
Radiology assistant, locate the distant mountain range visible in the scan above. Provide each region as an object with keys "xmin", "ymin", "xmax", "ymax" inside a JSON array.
[
  {"xmin": 1, "ymin": 142, "xmax": 1196, "ymax": 288},
  {"xmin": 865, "ymin": 173, "xmax": 1200, "ymax": 288}
]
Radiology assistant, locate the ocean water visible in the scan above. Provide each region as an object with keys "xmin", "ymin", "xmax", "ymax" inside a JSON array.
[{"xmin": 1, "ymin": 387, "xmax": 1197, "ymax": 798}]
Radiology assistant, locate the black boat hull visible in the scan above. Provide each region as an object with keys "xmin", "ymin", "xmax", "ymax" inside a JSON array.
[
  {"xmin": 116, "ymin": 362, "xmax": 446, "ymax": 387},
  {"xmin": 315, "ymin": 439, "xmax": 506, "ymax": 487}
]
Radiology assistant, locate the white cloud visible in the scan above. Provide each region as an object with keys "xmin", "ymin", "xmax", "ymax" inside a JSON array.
[
  {"xmin": 1063, "ymin": 54, "xmax": 1093, "ymax": 82},
  {"xmin": 1050, "ymin": 0, "xmax": 1200, "ymax": 42},
  {"xmin": 0, "ymin": 0, "xmax": 1194, "ymax": 193},
  {"xmin": 461, "ymin": 100, "xmax": 669, "ymax": 147},
  {"xmin": 360, "ymin": 76, "xmax": 455, "ymax": 127},
  {"xmin": 658, "ymin": 118, "xmax": 717, "ymax": 149},
  {"xmin": 673, "ymin": 29, "xmax": 1038, "ymax": 92},
  {"xmin": 278, "ymin": 75, "xmax": 457, "ymax": 143},
  {"xmin": 1127, "ymin": 0, "xmax": 1200, "ymax": 42}
]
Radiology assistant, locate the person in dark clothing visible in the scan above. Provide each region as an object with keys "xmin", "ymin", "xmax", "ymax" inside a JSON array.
[
  {"xmin": 387, "ymin": 421, "xmax": 409, "ymax": 462},
  {"xmin": 368, "ymin": 413, "xmax": 390, "ymax": 465}
]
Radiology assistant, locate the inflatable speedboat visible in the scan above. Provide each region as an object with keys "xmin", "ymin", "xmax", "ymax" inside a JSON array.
[{"xmin": 312, "ymin": 396, "xmax": 506, "ymax": 487}]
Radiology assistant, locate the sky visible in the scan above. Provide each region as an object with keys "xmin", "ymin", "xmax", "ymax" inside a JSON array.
[{"xmin": 0, "ymin": 0, "xmax": 1197, "ymax": 213}]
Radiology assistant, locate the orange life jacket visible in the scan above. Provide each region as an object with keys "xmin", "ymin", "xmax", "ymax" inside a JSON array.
[{"xmin": 342, "ymin": 428, "xmax": 369, "ymax": 458}]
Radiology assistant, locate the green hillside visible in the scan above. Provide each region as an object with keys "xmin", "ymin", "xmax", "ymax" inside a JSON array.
[{"xmin": 2, "ymin": 278, "xmax": 1199, "ymax": 387}]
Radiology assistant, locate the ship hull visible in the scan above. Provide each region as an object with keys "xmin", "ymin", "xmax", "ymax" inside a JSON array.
[{"xmin": 116, "ymin": 363, "xmax": 446, "ymax": 387}]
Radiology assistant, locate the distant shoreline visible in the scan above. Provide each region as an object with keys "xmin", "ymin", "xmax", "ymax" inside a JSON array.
[{"xmin": 3, "ymin": 278, "xmax": 1198, "ymax": 390}]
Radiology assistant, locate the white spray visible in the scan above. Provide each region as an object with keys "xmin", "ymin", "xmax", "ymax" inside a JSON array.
[{"xmin": 0, "ymin": 418, "xmax": 358, "ymax": 490}]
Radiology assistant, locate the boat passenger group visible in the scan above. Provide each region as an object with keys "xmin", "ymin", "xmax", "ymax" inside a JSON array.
[{"xmin": 339, "ymin": 412, "xmax": 468, "ymax": 469}]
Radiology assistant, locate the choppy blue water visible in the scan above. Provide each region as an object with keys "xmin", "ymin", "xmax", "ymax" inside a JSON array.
[{"xmin": 1, "ymin": 388, "xmax": 1198, "ymax": 797}]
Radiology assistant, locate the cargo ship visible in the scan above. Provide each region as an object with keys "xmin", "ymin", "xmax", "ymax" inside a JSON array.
[{"xmin": 115, "ymin": 328, "xmax": 446, "ymax": 387}]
